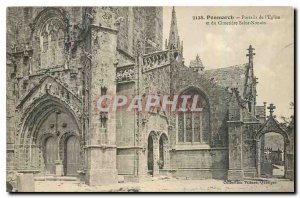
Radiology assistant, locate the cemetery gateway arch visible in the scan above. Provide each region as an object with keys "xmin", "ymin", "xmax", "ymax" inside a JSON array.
[{"xmin": 254, "ymin": 104, "xmax": 290, "ymax": 178}]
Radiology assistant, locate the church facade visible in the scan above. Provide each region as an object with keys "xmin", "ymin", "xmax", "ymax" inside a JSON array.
[{"xmin": 6, "ymin": 7, "xmax": 294, "ymax": 188}]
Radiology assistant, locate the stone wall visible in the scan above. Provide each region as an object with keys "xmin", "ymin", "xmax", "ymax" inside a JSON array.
[
  {"xmin": 171, "ymin": 62, "xmax": 230, "ymax": 147},
  {"xmin": 242, "ymin": 123, "xmax": 261, "ymax": 178},
  {"xmin": 167, "ymin": 61, "xmax": 231, "ymax": 179},
  {"xmin": 6, "ymin": 7, "xmax": 87, "ymax": 188}
]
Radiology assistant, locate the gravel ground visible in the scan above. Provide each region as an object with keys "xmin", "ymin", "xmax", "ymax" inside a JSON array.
[{"xmin": 34, "ymin": 177, "xmax": 294, "ymax": 192}]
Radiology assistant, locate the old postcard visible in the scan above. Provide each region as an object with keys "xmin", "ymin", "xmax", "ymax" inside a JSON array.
[{"xmin": 6, "ymin": 6, "xmax": 294, "ymax": 192}]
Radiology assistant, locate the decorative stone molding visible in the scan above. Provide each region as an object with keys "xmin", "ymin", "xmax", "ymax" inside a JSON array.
[
  {"xmin": 142, "ymin": 50, "xmax": 170, "ymax": 73},
  {"xmin": 116, "ymin": 64, "xmax": 135, "ymax": 83},
  {"xmin": 254, "ymin": 104, "xmax": 289, "ymax": 141},
  {"xmin": 231, "ymin": 88, "xmax": 247, "ymax": 108},
  {"xmin": 17, "ymin": 76, "xmax": 83, "ymax": 125}
]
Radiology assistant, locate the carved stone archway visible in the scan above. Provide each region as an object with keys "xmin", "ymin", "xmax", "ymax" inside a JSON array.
[
  {"xmin": 17, "ymin": 96, "xmax": 82, "ymax": 176},
  {"xmin": 254, "ymin": 104, "xmax": 289, "ymax": 178}
]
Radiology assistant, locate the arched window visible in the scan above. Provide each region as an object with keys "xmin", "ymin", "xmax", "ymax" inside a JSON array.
[
  {"xmin": 39, "ymin": 18, "xmax": 65, "ymax": 69},
  {"xmin": 57, "ymin": 29, "xmax": 65, "ymax": 65},
  {"xmin": 41, "ymin": 31, "xmax": 48, "ymax": 52},
  {"xmin": 40, "ymin": 31, "xmax": 48, "ymax": 68},
  {"xmin": 177, "ymin": 89, "xmax": 210, "ymax": 144},
  {"xmin": 49, "ymin": 30, "xmax": 57, "ymax": 66}
]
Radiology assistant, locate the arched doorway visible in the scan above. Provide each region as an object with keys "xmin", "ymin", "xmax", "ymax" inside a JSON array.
[
  {"xmin": 64, "ymin": 135, "xmax": 80, "ymax": 176},
  {"xmin": 37, "ymin": 110, "xmax": 80, "ymax": 176},
  {"xmin": 44, "ymin": 136, "xmax": 57, "ymax": 174},
  {"xmin": 159, "ymin": 133, "xmax": 169, "ymax": 169},
  {"xmin": 147, "ymin": 134, "xmax": 154, "ymax": 175},
  {"xmin": 256, "ymin": 131, "xmax": 288, "ymax": 178},
  {"xmin": 260, "ymin": 132, "xmax": 285, "ymax": 178},
  {"xmin": 255, "ymin": 104, "xmax": 289, "ymax": 178},
  {"xmin": 18, "ymin": 97, "xmax": 82, "ymax": 176}
]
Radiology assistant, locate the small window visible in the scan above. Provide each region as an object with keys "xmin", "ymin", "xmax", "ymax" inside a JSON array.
[{"xmin": 101, "ymin": 86, "xmax": 107, "ymax": 96}]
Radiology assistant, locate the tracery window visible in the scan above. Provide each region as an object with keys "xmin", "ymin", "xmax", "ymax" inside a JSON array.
[
  {"xmin": 49, "ymin": 30, "xmax": 57, "ymax": 66},
  {"xmin": 177, "ymin": 90, "xmax": 210, "ymax": 144},
  {"xmin": 39, "ymin": 18, "xmax": 65, "ymax": 69}
]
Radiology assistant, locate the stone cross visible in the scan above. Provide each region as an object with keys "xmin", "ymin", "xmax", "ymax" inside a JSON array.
[
  {"xmin": 267, "ymin": 103, "xmax": 276, "ymax": 115},
  {"xmin": 246, "ymin": 45, "xmax": 255, "ymax": 55},
  {"xmin": 246, "ymin": 45, "xmax": 256, "ymax": 60}
]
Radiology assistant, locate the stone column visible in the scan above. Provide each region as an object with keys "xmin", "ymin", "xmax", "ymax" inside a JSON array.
[
  {"xmin": 256, "ymin": 140, "xmax": 261, "ymax": 177},
  {"xmin": 17, "ymin": 173, "xmax": 35, "ymax": 192},
  {"xmin": 227, "ymin": 121, "xmax": 244, "ymax": 180},
  {"xmin": 166, "ymin": 126, "xmax": 173, "ymax": 169},
  {"xmin": 133, "ymin": 50, "xmax": 146, "ymax": 182},
  {"xmin": 152, "ymin": 139, "xmax": 159, "ymax": 176},
  {"xmin": 164, "ymin": 142, "xmax": 170, "ymax": 169},
  {"xmin": 135, "ymin": 148, "xmax": 147, "ymax": 182},
  {"xmin": 284, "ymin": 140, "xmax": 288, "ymax": 178},
  {"xmin": 85, "ymin": 8, "xmax": 119, "ymax": 186},
  {"xmin": 55, "ymin": 160, "xmax": 64, "ymax": 176},
  {"xmin": 286, "ymin": 139, "xmax": 294, "ymax": 180}
]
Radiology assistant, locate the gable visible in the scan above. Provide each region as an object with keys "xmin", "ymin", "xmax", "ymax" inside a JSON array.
[{"xmin": 16, "ymin": 75, "xmax": 82, "ymax": 118}]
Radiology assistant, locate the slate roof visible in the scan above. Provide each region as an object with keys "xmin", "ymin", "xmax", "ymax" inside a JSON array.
[{"xmin": 202, "ymin": 63, "xmax": 248, "ymax": 93}]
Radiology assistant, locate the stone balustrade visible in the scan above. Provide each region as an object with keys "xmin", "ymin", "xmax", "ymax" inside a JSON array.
[
  {"xmin": 116, "ymin": 64, "xmax": 135, "ymax": 83},
  {"xmin": 142, "ymin": 50, "xmax": 170, "ymax": 73}
]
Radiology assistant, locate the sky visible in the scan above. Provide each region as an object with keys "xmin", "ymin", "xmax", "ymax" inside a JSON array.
[{"xmin": 163, "ymin": 7, "xmax": 294, "ymax": 119}]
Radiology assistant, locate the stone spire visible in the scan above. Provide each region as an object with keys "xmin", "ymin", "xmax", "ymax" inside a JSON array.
[
  {"xmin": 190, "ymin": 54, "xmax": 204, "ymax": 72},
  {"xmin": 168, "ymin": 7, "xmax": 181, "ymax": 51},
  {"xmin": 167, "ymin": 7, "xmax": 183, "ymax": 61},
  {"xmin": 243, "ymin": 45, "xmax": 257, "ymax": 114}
]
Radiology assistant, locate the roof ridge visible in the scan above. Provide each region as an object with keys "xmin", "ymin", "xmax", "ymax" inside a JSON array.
[{"xmin": 204, "ymin": 63, "xmax": 248, "ymax": 72}]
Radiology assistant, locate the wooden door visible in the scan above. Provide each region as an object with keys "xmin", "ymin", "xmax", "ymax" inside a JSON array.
[
  {"xmin": 45, "ymin": 136, "xmax": 57, "ymax": 174},
  {"xmin": 66, "ymin": 136, "xmax": 80, "ymax": 176}
]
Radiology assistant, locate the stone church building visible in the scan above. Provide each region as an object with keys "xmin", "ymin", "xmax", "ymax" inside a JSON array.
[{"xmin": 6, "ymin": 7, "xmax": 294, "ymax": 188}]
